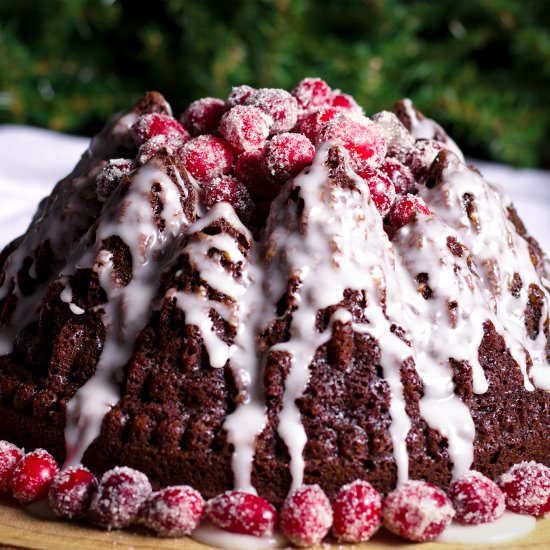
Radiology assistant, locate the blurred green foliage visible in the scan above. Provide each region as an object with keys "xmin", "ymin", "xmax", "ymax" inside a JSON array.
[{"xmin": 0, "ymin": 0, "xmax": 549, "ymax": 166}]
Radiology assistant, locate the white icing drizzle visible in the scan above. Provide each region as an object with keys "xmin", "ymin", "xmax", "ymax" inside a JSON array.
[
  {"xmin": 419, "ymin": 155, "xmax": 550, "ymax": 391},
  {"xmin": 193, "ymin": 522, "xmax": 287, "ymax": 549},
  {"xmin": 64, "ymin": 161, "xmax": 191, "ymax": 466}
]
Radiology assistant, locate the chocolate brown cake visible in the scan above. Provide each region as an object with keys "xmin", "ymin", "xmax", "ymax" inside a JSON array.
[{"xmin": 0, "ymin": 82, "xmax": 549, "ymax": 514}]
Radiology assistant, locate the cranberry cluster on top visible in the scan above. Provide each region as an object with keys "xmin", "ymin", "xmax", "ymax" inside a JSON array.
[
  {"xmin": 1, "ymin": 439, "xmax": 549, "ymax": 546},
  {"xmin": 97, "ymin": 78, "xmax": 435, "ymax": 235}
]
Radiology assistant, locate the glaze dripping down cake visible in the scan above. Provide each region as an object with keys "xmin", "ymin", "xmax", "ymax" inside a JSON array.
[{"xmin": 0, "ymin": 81, "xmax": 549, "ymax": 517}]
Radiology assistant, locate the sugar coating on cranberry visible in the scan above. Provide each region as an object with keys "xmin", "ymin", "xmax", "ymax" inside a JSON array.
[
  {"xmin": 292, "ymin": 77, "xmax": 332, "ymax": 110},
  {"xmin": 88, "ymin": 466, "xmax": 152, "ymax": 529},
  {"xmin": 498, "ymin": 461, "xmax": 550, "ymax": 517},
  {"xmin": 356, "ymin": 166, "xmax": 396, "ymax": 216},
  {"xmin": 379, "ymin": 157, "xmax": 416, "ymax": 195},
  {"xmin": 0, "ymin": 440, "xmax": 23, "ymax": 495},
  {"xmin": 297, "ymin": 106, "xmax": 342, "ymax": 144},
  {"xmin": 132, "ymin": 113, "xmax": 189, "ymax": 147},
  {"xmin": 226, "ymin": 85, "xmax": 255, "ymax": 109},
  {"xmin": 332, "ymin": 479, "xmax": 382, "ymax": 543},
  {"xmin": 331, "ymin": 91, "xmax": 363, "ymax": 113},
  {"xmin": 405, "ymin": 138, "xmax": 446, "ymax": 182},
  {"xmin": 201, "ymin": 175, "xmax": 254, "ymax": 223},
  {"xmin": 96, "ymin": 158, "xmax": 136, "ymax": 201},
  {"xmin": 371, "ymin": 111, "xmax": 415, "ymax": 162},
  {"xmin": 280, "ymin": 485, "xmax": 333, "ymax": 548},
  {"xmin": 48, "ymin": 465, "xmax": 97, "ymax": 519},
  {"xmin": 388, "ymin": 194, "xmax": 431, "ymax": 230},
  {"xmin": 206, "ymin": 490, "xmax": 277, "ymax": 537},
  {"xmin": 245, "ymin": 88, "xmax": 298, "ymax": 134},
  {"xmin": 235, "ymin": 150, "xmax": 280, "ymax": 201},
  {"xmin": 264, "ymin": 133, "xmax": 315, "ymax": 184},
  {"xmin": 137, "ymin": 134, "xmax": 188, "ymax": 165},
  {"xmin": 143, "ymin": 485, "xmax": 205, "ymax": 537},
  {"xmin": 219, "ymin": 105, "xmax": 272, "ymax": 154},
  {"xmin": 181, "ymin": 97, "xmax": 225, "ymax": 136},
  {"xmin": 383, "ymin": 480, "xmax": 454, "ymax": 542},
  {"xmin": 11, "ymin": 448, "xmax": 59, "ymax": 504},
  {"xmin": 180, "ymin": 135, "xmax": 234, "ymax": 183},
  {"xmin": 318, "ymin": 114, "xmax": 387, "ymax": 171},
  {"xmin": 448, "ymin": 471, "xmax": 505, "ymax": 525}
]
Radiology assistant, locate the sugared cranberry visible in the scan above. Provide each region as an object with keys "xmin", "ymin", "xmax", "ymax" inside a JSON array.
[
  {"xmin": 379, "ymin": 157, "xmax": 416, "ymax": 195},
  {"xmin": 11, "ymin": 449, "xmax": 59, "ymax": 504},
  {"xmin": 219, "ymin": 105, "xmax": 271, "ymax": 154},
  {"xmin": 292, "ymin": 77, "xmax": 332, "ymax": 110},
  {"xmin": 143, "ymin": 485, "xmax": 205, "ymax": 537},
  {"xmin": 235, "ymin": 149, "xmax": 280, "ymax": 201},
  {"xmin": 201, "ymin": 175, "xmax": 254, "ymax": 223},
  {"xmin": 371, "ymin": 111, "xmax": 415, "ymax": 162},
  {"xmin": 181, "ymin": 97, "xmax": 225, "ymax": 136},
  {"xmin": 245, "ymin": 88, "xmax": 298, "ymax": 134},
  {"xmin": 388, "ymin": 194, "xmax": 431, "ymax": 229},
  {"xmin": 226, "ymin": 85, "xmax": 255, "ymax": 109},
  {"xmin": 332, "ymin": 480, "xmax": 382, "ymax": 543},
  {"xmin": 0, "ymin": 441, "xmax": 23, "ymax": 495},
  {"xmin": 264, "ymin": 133, "xmax": 315, "ymax": 184},
  {"xmin": 498, "ymin": 461, "xmax": 550, "ymax": 517},
  {"xmin": 280, "ymin": 485, "xmax": 333, "ymax": 548},
  {"xmin": 132, "ymin": 113, "xmax": 189, "ymax": 147},
  {"xmin": 96, "ymin": 159, "xmax": 136, "ymax": 201},
  {"xmin": 405, "ymin": 139, "xmax": 446, "ymax": 182},
  {"xmin": 448, "ymin": 471, "xmax": 505, "ymax": 525},
  {"xmin": 331, "ymin": 91, "xmax": 362, "ymax": 112},
  {"xmin": 48, "ymin": 465, "xmax": 97, "ymax": 519},
  {"xmin": 180, "ymin": 135, "xmax": 234, "ymax": 183},
  {"xmin": 297, "ymin": 106, "xmax": 341, "ymax": 143},
  {"xmin": 88, "ymin": 466, "xmax": 152, "ymax": 529},
  {"xmin": 383, "ymin": 480, "xmax": 455, "ymax": 542},
  {"xmin": 137, "ymin": 134, "xmax": 187, "ymax": 165},
  {"xmin": 318, "ymin": 114, "xmax": 387, "ymax": 170},
  {"xmin": 206, "ymin": 490, "xmax": 277, "ymax": 537},
  {"xmin": 356, "ymin": 166, "xmax": 396, "ymax": 216}
]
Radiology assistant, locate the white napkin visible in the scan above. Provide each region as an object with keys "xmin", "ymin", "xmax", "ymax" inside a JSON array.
[{"xmin": 0, "ymin": 125, "xmax": 548, "ymax": 253}]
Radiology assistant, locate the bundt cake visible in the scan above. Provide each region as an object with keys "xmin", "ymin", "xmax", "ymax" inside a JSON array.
[{"xmin": 0, "ymin": 79, "xmax": 549, "ymax": 530}]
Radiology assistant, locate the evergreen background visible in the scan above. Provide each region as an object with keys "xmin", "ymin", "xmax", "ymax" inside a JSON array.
[{"xmin": 1, "ymin": 0, "xmax": 549, "ymax": 167}]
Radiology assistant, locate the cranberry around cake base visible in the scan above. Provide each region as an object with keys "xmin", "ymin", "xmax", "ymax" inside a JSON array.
[{"xmin": 0, "ymin": 81, "xmax": 549, "ymax": 514}]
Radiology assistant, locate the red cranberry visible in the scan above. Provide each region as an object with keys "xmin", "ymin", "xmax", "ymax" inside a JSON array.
[
  {"xmin": 143, "ymin": 485, "xmax": 205, "ymax": 537},
  {"xmin": 264, "ymin": 133, "xmax": 315, "ymax": 184},
  {"xmin": 280, "ymin": 485, "xmax": 333, "ymax": 547},
  {"xmin": 137, "ymin": 134, "xmax": 188, "ymax": 165},
  {"xmin": 180, "ymin": 135, "xmax": 234, "ymax": 183},
  {"xmin": 96, "ymin": 158, "xmax": 136, "ymax": 201},
  {"xmin": 448, "ymin": 471, "xmax": 505, "ymax": 525},
  {"xmin": 356, "ymin": 166, "xmax": 396, "ymax": 216},
  {"xmin": 405, "ymin": 139, "xmax": 446, "ymax": 181},
  {"xmin": 131, "ymin": 113, "xmax": 189, "ymax": 147},
  {"xmin": 245, "ymin": 88, "xmax": 298, "ymax": 134},
  {"xmin": 11, "ymin": 449, "xmax": 59, "ymax": 504},
  {"xmin": 318, "ymin": 114, "xmax": 387, "ymax": 170},
  {"xmin": 226, "ymin": 85, "xmax": 255, "ymax": 109},
  {"xmin": 331, "ymin": 91, "xmax": 362, "ymax": 112},
  {"xmin": 332, "ymin": 479, "xmax": 382, "ymax": 543},
  {"xmin": 498, "ymin": 461, "xmax": 550, "ymax": 517},
  {"xmin": 297, "ymin": 106, "xmax": 341, "ymax": 143},
  {"xmin": 0, "ymin": 440, "xmax": 23, "ymax": 495},
  {"xmin": 388, "ymin": 194, "xmax": 431, "ymax": 229},
  {"xmin": 292, "ymin": 77, "xmax": 332, "ymax": 110},
  {"xmin": 88, "ymin": 466, "xmax": 152, "ymax": 529},
  {"xmin": 206, "ymin": 490, "xmax": 277, "ymax": 537},
  {"xmin": 379, "ymin": 157, "xmax": 416, "ymax": 195},
  {"xmin": 219, "ymin": 105, "xmax": 271, "ymax": 154},
  {"xmin": 181, "ymin": 97, "xmax": 225, "ymax": 136},
  {"xmin": 48, "ymin": 465, "xmax": 97, "ymax": 519},
  {"xmin": 201, "ymin": 175, "xmax": 254, "ymax": 223},
  {"xmin": 383, "ymin": 480, "xmax": 455, "ymax": 542},
  {"xmin": 234, "ymin": 149, "xmax": 281, "ymax": 201}
]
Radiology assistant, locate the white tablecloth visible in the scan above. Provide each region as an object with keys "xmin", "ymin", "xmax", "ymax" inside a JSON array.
[{"xmin": 0, "ymin": 125, "xmax": 549, "ymax": 252}]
